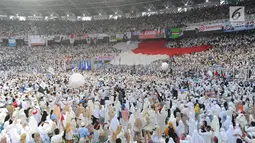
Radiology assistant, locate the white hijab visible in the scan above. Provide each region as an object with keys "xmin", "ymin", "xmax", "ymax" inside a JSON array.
[
  {"xmin": 236, "ymin": 114, "xmax": 248, "ymax": 128},
  {"xmin": 223, "ymin": 116, "xmax": 232, "ymax": 131},
  {"xmin": 186, "ymin": 135, "xmax": 192, "ymax": 143},
  {"xmin": 110, "ymin": 115, "xmax": 119, "ymax": 135},
  {"xmin": 211, "ymin": 115, "xmax": 220, "ymax": 133},
  {"xmin": 176, "ymin": 120, "xmax": 185, "ymax": 137},
  {"xmin": 226, "ymin": 125, "xmax": 236, "ymax": 143},
  {"xmin": 219, "ymin": 128, "xmax": 228, "ymax": 143},
  {"xmin": 234, "ymin": 124, "xmax": 242, "ymax": 136},
  {"xmin": 188, "ymin": 118, "xmax": 197, "ymax": 136},
  {"xmin": 191, "ymin": 130, "xmax": 204, "ymax": 143}
]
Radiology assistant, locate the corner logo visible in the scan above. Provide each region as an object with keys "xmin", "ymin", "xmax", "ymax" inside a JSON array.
[{"xmin": 230, "ymin": 6, "xmax": 245, "ymax": 22}]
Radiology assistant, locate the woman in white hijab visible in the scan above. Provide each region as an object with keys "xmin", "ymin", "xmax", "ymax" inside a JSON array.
[
  {"xmin": 185, "ymin": 135, "xmax": 192, "ymax": 143},
  {"xmin": 191, "ymin": 130, "xmax": 204, "ymax": 143},
  {"xmin": 223, "ymin": 116, "xmax": 232, "ymax": 131},
  {"xmin": 234, "ymin": 124, "xmax": 242, "ymax": 137},
  {"xmin": 236, "ymin": 114, "xmax": 248, "ymax": 129},
  {"xmin": 110, "ymin": 115, "xmax": 119, "ymax": 136},
  {"xmin": 157, "ymin": 106, "xmax": 167, "ymax": 133},
  {"xmin": 152, "ymin": 126, "xmax": 162, "ymax": 143},
  {"xmin": 226, "ymin": 125, "xmax": 236, "ymax": 143},
  {"xmin": 176, "ymin": 120, "xmax": 185, "ymax": 137},
  {"xmin": 218, "ymin": 128, "xmax": 228, "ymax": 143},
  {"xmin": 211, "ymin": 115, "xmax": 220, "ymax": 133},
  {"xmin": 187, "ymin": 118, "xmax": 197, "ymax": 136}
]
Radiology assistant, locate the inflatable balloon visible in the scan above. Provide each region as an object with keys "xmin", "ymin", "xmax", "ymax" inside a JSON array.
[
  {"xmin": 161, "ymin": 62, "xmax": 169, "ymax": 70},
  {"xmin": 68, "ymin": 73, "xmax": 85, "ymax": 88}
]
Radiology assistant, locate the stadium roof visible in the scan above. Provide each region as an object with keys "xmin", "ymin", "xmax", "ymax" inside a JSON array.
[{"xmin": 0, "ymin": 0, "xmax": 219, "ymax": 16}]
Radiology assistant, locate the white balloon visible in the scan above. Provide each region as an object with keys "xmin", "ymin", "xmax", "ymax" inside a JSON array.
[
  {"xmin": 68, "ymin": 73, "xmax": 85, "ymax": 88},
  {"xmin": 161, "ymin": 62, "xmax": 169, "ymax": 70}
]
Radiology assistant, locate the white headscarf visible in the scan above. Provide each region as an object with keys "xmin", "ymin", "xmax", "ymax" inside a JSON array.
[
  {"xmin": 191, "ymin": 130, "xmax": 204, "ymax": 143},
  {"xmin": 226, "ymin": 125, "xmax": 236, "ymax": 143},
  {"xmin": 188, "ymin": 118, "xmax": 197, "ymax": 136},
  {"xmin": 186, "ymin": 135, "xmax": 192, "ymax": 143},
  {"xmin": 223, "ymin": 116, "xmax": 232, "ymax": 131},
  {"xmin": 236, "ymin": 114, "xmax": 248, "ymax": 128},
  {"xmin": 219, "ymin": 128, "xmax": 228, "ymax": 143},
  {"xmin": 211, "ymin": 115, "xmax": 220, "ymax": 133},
  {"xmin": 176, "ymin": 120, "xmax": 185, "ymax": 137},
  {"xmin": 110, "ymin": 115, "xmax": 119, "ymax": 135},
  {"xmin": 234, "ymin": 124, "xmax": 242, "ymax": 137}
]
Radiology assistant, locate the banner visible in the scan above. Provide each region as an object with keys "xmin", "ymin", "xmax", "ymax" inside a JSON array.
[
  {"xmin": 224, "ymin": 20, "xmax": 255, "ymax": 32},
  {"xmin": 28, "ymin": 35, "xmax": 46, "ymax": 46},
  {"xmin": 97, "ymin": 34, "xmax": 106, "ymax": 40},
  {"xmin": 75, "ymin": 34, "xmax": 90, "ymax": 40},
  {"xmin": 165, "ymin": 28, "xmax": 183, "ymax": 39},
  {"xmin": 8, "ymin": 38, "xmax": 16, "ymax": 46},
  {"xmin": 131, "ymin": 31, "xmax": 140, "ymax": 40},
  {"xmin": 116, "ymin": 33, "xmax": 124, "ymax": 41},
  {"xmin": 54, "ymin": 35, "xmax": 62, "ymax": 43},
  {"xmin": 109, "ymin": 35, "xmax": 117, "ymax": 42},
  {"xmin": 199, "ymin": 23, "xmax": 223, "ymax": 32},
  {"xmin": 94, "ymin": 55, "xmax": 115, "ymax": 61},
  {"xmin": 139, "ymin": 30, "xmax": 164, "ymax": 39}
]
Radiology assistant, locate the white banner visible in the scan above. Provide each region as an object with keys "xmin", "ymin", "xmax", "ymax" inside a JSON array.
[
  {"xmin": 116, "ymin": 33, "xmax": 124, "ymax": 40},
  {"xmin": 199, "ymin": 23, "xmax": 223, "ymax": 32},
  {"xmin": 28, "ymin": 35, "xmax": 46, "ymax": 46}
]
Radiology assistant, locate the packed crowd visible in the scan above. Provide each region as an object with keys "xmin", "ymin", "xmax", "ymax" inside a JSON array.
[
  {"xmin": 0, "ymin": 30, "xmax": 254, "ymax": 143},
  {"xmin": 0, "ymin": 43, "xmax": 121, "ymax": 72},
  {"xmin": 0, "ymin": 0, "xmax": 255, "ymax": 36}
]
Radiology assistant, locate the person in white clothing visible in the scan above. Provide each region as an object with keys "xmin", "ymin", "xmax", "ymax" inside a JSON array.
[{"xmin": 51, "ymin": 128, "xmax": 64, "ymax": 143}]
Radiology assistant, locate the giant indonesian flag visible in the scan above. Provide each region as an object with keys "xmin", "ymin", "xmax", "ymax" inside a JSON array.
[{"xmin": 110, "ymin": 40, "xmax": 212, "ymax": 66}]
